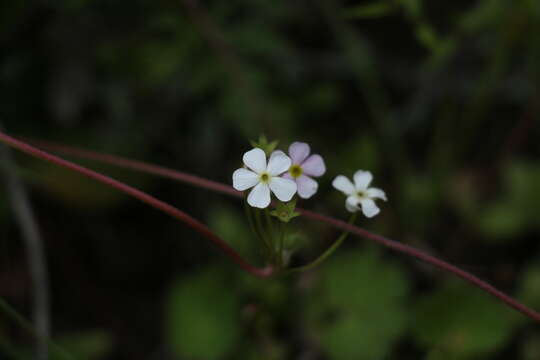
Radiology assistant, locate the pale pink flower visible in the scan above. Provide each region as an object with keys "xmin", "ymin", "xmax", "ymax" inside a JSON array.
[{"xmin": 282, "ymin": 142, "xmax": 326, "ymax": 199}]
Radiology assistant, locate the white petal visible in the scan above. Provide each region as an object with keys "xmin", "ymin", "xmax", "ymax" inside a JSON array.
[
  {"xmin": 359, "ymin": 198, "xmax": 380, "ymax": 218},
  {"xmin": 247, "ymin": 182, "xmax": 271, "ymax": 208},
  {"xmin": 267, "ymin": 150, "xmax": 291, "ymax": 176},
  {"xmin": 345, "ymin": 195, "xmax": 360, "ymax": 213},
  {"xmin": 269, "ymin": 177, "xmax": 297, "ymax": 202},
  {"xmin": 243, "ymin": 148, "xmax": 266, "ymax": 173},
  {"xmin": 232, "ymin": 168, "xmax": 259, "ymax": 191},
  {"xmin": 296, "ymin": 175, "xmax": 318, "ymax": 199},
  {"xmin": 366, "ymin": 187, "xmax": 387, "ymax": 201},
  {"xmin": 353, "ymin": 170, "xmax": 373, "ymax": 191},
  {"xmin": 332, "ymin": 175, "xmax": 355, "ymax": 195}
]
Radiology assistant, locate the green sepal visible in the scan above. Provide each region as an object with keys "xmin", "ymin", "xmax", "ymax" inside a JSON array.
[
  {"xmin": 270, "ymin": 199, "xmax": 300, "ymax": 223},
  {"xmin": 250, "ymin": 134, "xmax": 279, "ymax": 156}
]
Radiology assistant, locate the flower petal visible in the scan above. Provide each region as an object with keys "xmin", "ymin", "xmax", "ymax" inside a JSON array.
[
  {"xmin": 302, "ymin": 154, "xmax": 326, "ymax": 177},
  {"xmin": 288, "ymin": 142, "xmax": 310, "ymax": 164},
  {"xmin": 353, "ymin": 170, "xmax": 373, "ymax": 191},
  {"xmin": 269, "ymin": 177, "xmax": 297, "ymax": 202},
  {"xmin": 243, "ymin": 148, "xmax": 266, "ymax": 174},
  {"xmin": 296, "ymin": 175, "xmax": 318, "ymax": 199},
  {"xmin": 332, "ymin": 175, "xmax": 355, "ymax": 195},
  {"xmin": 366, "ymin": 187, "xmax": 387, "ymax": 201},
  {"xmin": 247, "ymin": 182, "xmax": 271, "ymax": 208},
  {"xmin": 359, "ymin": 198, "xmax": 380, "ymax": 218},
  {"xmin": 281, "ymin": 172, "xmax": 293, "ymax": 180},
  {"xmin": 345, "ymin": 195, "xmax": 360, "ymax": 213},
  {"xmin": 232, "ymin": 168, "xmax": 259, "ymax": 191},
  {"xmin": 267, "ymin": 150, "xmax": 291, "ymax": 176}
]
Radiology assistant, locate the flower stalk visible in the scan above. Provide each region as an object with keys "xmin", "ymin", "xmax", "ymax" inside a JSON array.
[
  {"xmin": 287, "ymin": 212, "xmax": 357, "ymax": 273},
  {"xmin": 251, "ymin": 206, "xmax": 273, "ymax": 260}
]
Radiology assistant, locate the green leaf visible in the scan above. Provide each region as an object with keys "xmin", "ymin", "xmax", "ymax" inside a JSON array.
[
  {"xmin": 250, "ymin": 135, "xmax": 279, "ymax": 156},
  {"xmin": 307, "ymin": 249, "xmax": 409, "ymax": 360},
  {"xmin": 413, "ymin": 281, "xmax": 519, "ymax": 357},
  {"xmin": 270, "ymin": 199, "xmax": 300, "ymax": 223},
  {"xmin": 165, "ymin": 268, "xmax": 241, "ymax": 359}
]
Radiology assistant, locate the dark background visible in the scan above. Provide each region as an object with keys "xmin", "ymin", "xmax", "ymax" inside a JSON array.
[{"xmin": 1, "ymin": 0, "xmax": 540, "ymax": 359}]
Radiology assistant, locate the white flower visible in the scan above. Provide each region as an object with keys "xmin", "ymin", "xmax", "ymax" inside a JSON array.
[
  {"xmin": 332, "ymin": 170, "xmax": 387, "ymax": 218},
  {"xmin": 232, "ymin": 148, "xmax": 297, "ymax": 208}
]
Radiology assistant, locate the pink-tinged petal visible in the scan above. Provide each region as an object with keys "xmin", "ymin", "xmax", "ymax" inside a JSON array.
[
  {"xmin": 366, "ymin": 187, "xmax": 387, "ymax": 201},
  {"xmin": 302, "ymin": 154, "xmax": 326, "ymax": 177},
  {"xmin": 267, "ymin": 150, "xmax": 291, "ymax": 176},
  {"xmin": 332, "ymin": 175, "xmax": 355, "ymax": 195},
  {"xmin": 232, "ymin": 168, "xmax": 259, "ymax": 191},
  {"xmin": 269, "ymin": 177, "xmax": 297, "ymax": 202},
  {"xmin": 247, "ymin": 182, "xmax": 271, "ymax": 208},
  {"xmin": 288, "ymin": 142, "xmax": 310, "ymax": 164},
  {"xmin": 296, "ymin": 175, "xmax": 318, "ymax": 199},
  {"xmin": 353, "ymin": 170, "xmax": 373, "ymax": 191},
  {"xmin": 359, "ymin": 198, "xmax": 380, "ymax": 218},
  {"xmin": 243, "ymin": 148, "xmax": 266, "ymax": 174},
  {"xmin": 345, "ymin": 195, "xmax": 360, "ymax": 213},
  {"xmin": 281, "ymin": 172, "xmax": 294, "ymax": 180}
]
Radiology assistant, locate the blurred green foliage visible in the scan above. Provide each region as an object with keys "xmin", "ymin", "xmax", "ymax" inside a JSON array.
[
  {"xmin": 478, "ymin": 161, "xmax": 540, "ymax": 240},
  {"xmin": 1, "ymin": 0, "xmax": 540, "ymax": 358},
  {"xmin": 54, "ymin": 331, "xmax": 112, "ymax": 360},
  {"xmin": 166, "ymin": 267, "xmax": 242, "ymax": 359},
  {"xmin": 307, "ymin": 248, "xmax": 410, "ymax": 359},
  {"xmin": 413, "ymin": 280, "xmax": 520, "ymax": 359}
]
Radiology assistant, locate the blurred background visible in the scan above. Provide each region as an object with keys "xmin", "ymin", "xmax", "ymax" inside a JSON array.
[{"xmin": 1, "ymin": 0, "xmax": 540, "ymax": 358}]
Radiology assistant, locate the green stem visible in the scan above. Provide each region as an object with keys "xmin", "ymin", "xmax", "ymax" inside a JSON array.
[
  {"xmin": 287, "ymin": 213, "xmax": 357, "ymax": 273},
  {"xmin": 264, "ymin": 208, "xmax": 276, "ymax": 262},
  {"xmin": 278, "ymin": 221, "xmax": 285, "ymax": 268},
  {"xmin": 253, "ymin": 207, "xmax": 274, "ymax": 259},
  {"xmin": 244, "ymin": 199, "xmax": 269, "ymax": 259},
  {"xmin": 244, "ymin": 199, "xmax": 259, "ymax": 241}
]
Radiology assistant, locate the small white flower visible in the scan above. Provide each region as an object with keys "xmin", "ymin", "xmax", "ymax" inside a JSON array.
[
  {"xmin": 332, "ymin": 170, "xmax": 387, "ymax": 218},
  {"xmin": 233, "ymin": 148, "xmax": 297, "ymax": 208}
]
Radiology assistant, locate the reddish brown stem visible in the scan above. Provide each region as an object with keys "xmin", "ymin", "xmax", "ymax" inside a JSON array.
[
  {"xmin": 24, "ymin": 139, "xmax": 240, "ymax": 198},
  {"xmin": 0, "ymin": 132, "xmax": 272, "ymax": 278},
  {"xmin": 7, "ymin": 135, "xmax": 540, "ymax": 323},
  {"xmin": 299, "ymin": 209, "xmax": 540, "ymax": 323}
]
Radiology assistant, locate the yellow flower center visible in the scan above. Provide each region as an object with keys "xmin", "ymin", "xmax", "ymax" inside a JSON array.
[
  {"xmin": 289, "ymin": 164, "xmax": 303, "ymax": 178},
  {"xmin": 260, "ymin": 172, "xmax": 270, "ymax": 183}
]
